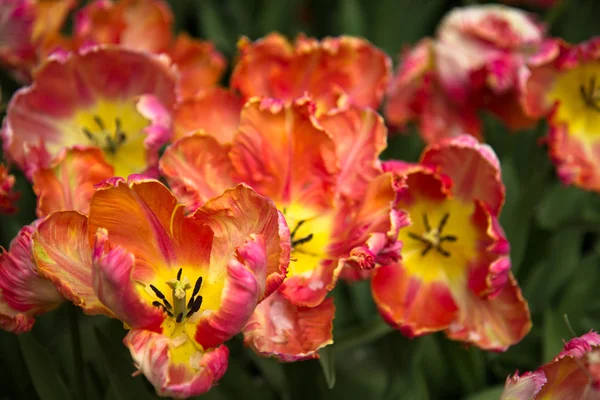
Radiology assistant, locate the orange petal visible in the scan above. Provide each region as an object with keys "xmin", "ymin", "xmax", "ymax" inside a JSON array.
[
  {"xmin": 32, "ymin": 147, "xmax": 114, "ymax": 217},
  {"xmin": 446, "ymin": 272, "xmax": 531, "ymax": 351},
  {"xmin": 231, "ymin": 33, "xmax": 391, "ymax": 112},
  {"xmin": 319, "ymin": 106, "xmax": 387, "ymax": 202},
  {"xmin": 168, "ymin": 34, "xmax": 227, "ymax": 100},
  {"xmin": 243, "ymin": 291, "xmax": 334, "ymax": 361},
  {"xmin": 32, "ymin": 211, "xmax": 111, "ymax": 315},
  {"xmin": 279, "ymin": 259, "xmax": 343, "ymax": 308},
  {"xmin": 124, "ymin": 328, "xmax": 229, "ymax": 398},
  {"xmin": 159, "ymin": 134, "xmax": 236, "ymax": 212},
  {"xmin": 372, "ymin": 262, "xmax": 459, "ymax": 337},
  {"xmin": 0, "ymin": 223, "xmax": 63, "ymax": 332},
  {"xmin": 229, "ymin": 97, "xmax": 338, "ymax": 210},
  {"xmin": 173, "ymin": 88, "xmax": 243, "ymax": 142},
  {"xmin": 192, "ymin": 184, "xmax": 290, "ymax": 300}
]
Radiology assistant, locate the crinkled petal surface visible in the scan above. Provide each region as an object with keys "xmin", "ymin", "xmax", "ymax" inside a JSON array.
[
  {"xmin": 501, "ymin": 371, "xmax": 547, "ymax": 400},
  {"xmin": 0, "ymin": 224, "xmax": 63, "ymax": 332},
  {"xmin": 160, "ymin": 134, "xmax": 236, "ymax": 212},
  {"xmin": 231, "ymin": 33, "xmax": 391, "ymax": 112},
  {"xmin": 173, "ymin": 88, "xmax": 243, "ymax": 142},
  {"xmin": 32, "ymin": 147, "xmax": 114, "ymax": 217},
  {"xmin": 124, "ymin": 328, "xmax": 229, "ymax": 399},
  {"xmin": 243, "ymin": 290, "xmax": 334, "ymax": 361},
  {"xmin": 32, "ymin": 211, "xmax": 111, "ymax": 315}
]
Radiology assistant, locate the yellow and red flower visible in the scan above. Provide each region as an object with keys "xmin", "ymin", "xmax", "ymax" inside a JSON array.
[
  {"xmin": 32, "ymin": 177, "xmax": 289, "ymax": 397},
  {"xmin": 72, "ymin": 0, "xmax": 226, "ymax": 99},
  {"xmin": 372, "ymin": 135, "xmax": 531, "ymax": 350},
  {"xmin": 501, "ymin": 331, "xmax": 600, "ymax": 399},
  {"xmin": 521, "ymin": 37, "xmax": 600, "ymax": 192},
  {"xmin": 32, "ymin": 148, "xmax": 114, "ymax": 217},
  {"xmin": 0, "ymin": 164, "xmax": 19, "ymax": 214},
  {"xmin": 3, "ymin": 46, "xmax": 177, "ymax": 179},
  {"xmin": 0, "ymin": 0, "xmax": 76, "ymax": 81},
  {"xmin": 231, "ymin": 34, "xmax": 391, "ymax": 113},
  {"xmin": 385, "ymin": 5, "xmax": 546, "ymax": 143},
  {"xmin": 0, "ymin": 223, "xmax": 64, "ymax": 333}
]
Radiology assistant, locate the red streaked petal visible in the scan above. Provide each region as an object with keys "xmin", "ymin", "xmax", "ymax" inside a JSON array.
[
  {"xmin": 421, "ymin": 134, "xmax": 505, "ymax": 214},
  {"xmin": 243, "ymin": 291, "xmax": 334, "ymax": 362},
  {"xmin": 372, "ymin": 262, "xmax": 459, "ymax": 337},
  {"xmin": 159, "ymin": 134, "xmax": 236, "ymax": 212},
  {"xmin": 0, "ymin": 164, "xmax": 19, "ymax": 214},
  {"xmin": 279, "ymin": 260, "xmax": 343, "ymax": 308},
  {"xmin": 501, "ymin": 371, "xmax": 547, "ymax": 400},
  {"xmin": 32, "ymin": 147, "xmax": 114, "ymax": 217},
  {"xmin": 192, "ymin": 235, "xmax": 267, "ymax": 349},
  {"xmin": 32, "ymin": 211, "xmax": 111, "ymax": 315},
  {"xmin": 124, "ymin": 328, "xmax": 229, "ymax": 398}
]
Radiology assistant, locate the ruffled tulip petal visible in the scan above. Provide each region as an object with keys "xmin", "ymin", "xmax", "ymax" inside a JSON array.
[
  {"xmin": 3, "ymin": 46, "xmax": 177, "ymax": 178},
  {"xmin": 124, "ymin": 328, "xmax": 229, "ymax": 399},
  {"xmin": 319, "ymin": 107, "xmax": 387, "ymax": 202},
  {"xmin": 501, "ymin": 371, "xmax": 547, "ymax": 400},
  {"xmin": 32, "ymin": 211, "xmax": 111, "ymax": 315},
  {"xmin": 168, "ymin": 34, "xmax": 226, "ymax": 100},
  {"xmin": 243, "ymin": 291, "xmax": 334, "ymax": 361},
  {"xmin": 192, "ymin": 184, "xmax": 290, "ymax": 301},
  {"xmin": 279, "ymin": 259, "xmax": 343, "ymax": 308},
  {"xmin": 191, "ymin": 234, "xmax": 267, "ymax": 349},
  {"xmin": 32, "ymin": 147, "xmax": 114, "ymax": 216},
  {"xmin": 231, "ymin": 33, "xmax": 391, "ymax": 112},
  {"xmin": 229, "ymin": 97, "xmax": 338, "ymax": 211},
  {"xmin": 372, "ymin": 262, "xmax": 458, "ymax": 337},
  {"xmin": 159, "ymin": 134, "xmax": 236, "ymax": 212},
  {"xmin": 173, "ymin": 88, "xmax": 243, "ymax": 142},
  {"xmin": 446, "ymin": 273, "xmax": 531, "ymax": 351},
  {"xmin": 92, "ymin": 228, "xmax": 165, "ymax": 331},
  {"xmin": 421, "ymin": 134, "xmax": 505, "ymax": 214},
  {"xmin": 0, "ymin": 224, "xmax": 63, "ymax": 332},
  {"xmin": 74, "ymin": 0, "xmax": 173, "ymax": 53},
  {"xmin": 0, "ymin": 164, "xmax": 18, "ymax": 214}
]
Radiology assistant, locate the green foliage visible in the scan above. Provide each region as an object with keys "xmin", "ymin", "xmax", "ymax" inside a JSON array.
[{"xmin": 0, "ymin": 0, "xmax": 599, "ymax": 399}]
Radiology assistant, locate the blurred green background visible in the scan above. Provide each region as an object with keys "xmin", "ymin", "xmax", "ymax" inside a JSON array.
[{"xmin": 1, "ymin": 0, "xmax": 600, "ymax": 399}]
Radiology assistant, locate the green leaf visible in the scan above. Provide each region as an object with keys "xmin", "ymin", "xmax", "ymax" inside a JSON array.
[
  {"xmin": 464, "ymin": 386, "xmax": 505, "ymax": 400},
  {"xmin": 542, "ymin": 309, "xmax": 573, "ymax": 363},
  {"xmin": 318, "ymin": 345, "xmax": 336, "ymax": 389},
  {"xmin": 93, "ymin": 327, "xmax": 156, "ymax": 400},
  {"xmin": 18, "ymin": 333, "xmax": 73, "ymax": 400},
  {"xmin": 196, "ymin": 0, "xmax": 233, "ymax": 56},
  {"xmin": 258, "ymin": 0, "xmax": 300, "ymax": 36},
  {"xmin": 536, "ymin": 182, "xmax": 591, "ymax": 229},
  {"xmin": 247, "ymin": 352, "xmax": 289, "ymax": 397},
  {"xmin": 337, "ymin": 0, "xmax": 366, "ymax": 36}
]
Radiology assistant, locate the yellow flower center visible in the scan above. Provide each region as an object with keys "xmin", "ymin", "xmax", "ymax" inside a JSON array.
[
  {"xmin": 399, "ymin": 197, "xmax": 478, "ymax": 284},
  {"xmin": 146, "ymin": 268, "xmax": 204, "ymax": 324},
  {"xmin": 282, "ymin": 204, "xmax": 333, "ymax": 276},
  {"xmin": 548, "ymin": 62, "xmax": 600, "ymax": 140},
  {"xmin": 72, "ymin": 100, "xmax": 150, "ymax": 177}
]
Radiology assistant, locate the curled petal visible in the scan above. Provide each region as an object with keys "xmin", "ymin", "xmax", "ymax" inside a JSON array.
[
  {"xmin": 0, "ymin": 164, "xmax": 19, "ymax": 214},
  {"xmin": 372, "ymin": 262, "xmax": 459, "ymax": 337},
  {"xmin": 229, "ymin": 97, "xmax": 338, "ymax": 210},
  {"xmin": 159, "ymin": 134, "xmax": 236, "ymax": 212},
  {"xmin": 74, "ymin": 0, "xmax": 173, "ymax": 53},
  {"xmin": 231, "ymin": 33, "xmax": 391, "ymax": 112},
  {"xmin": 32, "ymin": 147, "xmax": 114, "ymax": 216},
  {"xmin": 243, "ymin": 291, "xmax": 334, "ymax": 361},
  {"xmin": 501, "ymin": 371, "xmax": 547, "ymax": 400},
  {"xmin": 92, "ymin": 228, "xmax": 165, "ymax": 330},
  {"xmin": 124, "ymin": 328, "xmax": 229, "ymax": 399},
  {"xmin": 32, "ymin": 211, "xmax": 111, "ymax": 315},
  {"xmin": 192, "ymin": 235, "xmax": 267, "ymax": 349},
  {"xmin": 446, "ymin": 273, "xmax": 531, "ymax": 351},
  {"xmin": 168, "ymin": 34, "xmax": 227, "ymax": 100},
  {"xmin": 192, "ymin": 184, "xmax": 290, "ymax": 302},
  {"xmin": 421, "ymin": 134, "xmax": 505, "ymax": 214},
  {"xmin": 0, "ymin": 224, "xmax": 63, "ymax": 332},
  {"xmin": 319, "ymin": 106, "xmax": 387, "ymax": 201},
  {"xmin": 3, "ymin": 46, "xmax": 177, "ymax": 178},
  {"xmin": 173, "ymin": 88, "xmax": 243, "ymax": 142},
  {"xmin": 279, "ymin": 260, "xmax": 343, "ymax": 308}
]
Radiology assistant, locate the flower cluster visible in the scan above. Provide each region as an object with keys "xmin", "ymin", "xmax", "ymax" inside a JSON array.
[{"xmin": 0, "ymin": 0, "xmax": 594, "ymax": 398}]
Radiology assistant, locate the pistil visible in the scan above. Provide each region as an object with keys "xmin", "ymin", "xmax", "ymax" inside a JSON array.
[
  {"xmin": 408, "ymin": 212, "xmax": 457, "ymax": 257},
  {"xmin": 149, "ymin": 268, "xmax": 204, "ymax": 323},
  {"xmin": 81, "ymin": 115, "xmax": 128, "ymax": 154}
]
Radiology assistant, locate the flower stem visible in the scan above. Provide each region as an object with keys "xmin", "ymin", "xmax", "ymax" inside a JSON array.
[
  {"xmin": 69, "ymin": 305, "xmax": 87, "ymax": 400},
  {"xmin": 335, "ymin": 318, "xmax": 394, "ymax": 353}
]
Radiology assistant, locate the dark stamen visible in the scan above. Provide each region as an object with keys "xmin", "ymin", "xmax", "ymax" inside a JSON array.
[
  {"xmin": 580, "ymin": 76, "xmax": 600, "ymax": 112},
  {"xmin": 421, "ymin": 244, "xmax": 432, "ymax": 256},
  {"xmin": 150, "ymin": 284, "xmax": 166, "ymax": 299},
  {"xmin": 292, "ymin": 233, "xmax": 313, "ymax": 247},
  {"xmin": 192, "ymin": 295, "xmax": 203, "ymax": 313},
  {"xmin": 408, "ymin": 232, "xmax": 429, "ymax": 244},
  {"xmin": 438, "ymin": 213, "xmax": 450, "ymax": 233},
  {"xmin": 93, "ymin": 115, "xmax": 105, "ymax": 131},
  {"xmin": 162, "ymin": 299, "xmax": 172, "ymax": 310},
  {"xmin": 423, "ymin": 213, "xmax": 431, "ymax": 231},
  {"xmin": 176, "ymin": 312, "xmax": 184, "ymax": 323},
  {"xmin": 436, "ymin": 247, "xmax": 451, "ymax": 257},
  {"xmin": 177, "ymin": 268, "xmax": 182, "ymax": 281},
  {"xmin": 440, "ymin": 235, "xmax": 457, "ymax": 242},
  {"xmin": 152, "ymin": 301, "xmax": 163, "ymax": 309},
  {"xmin": 166, "ymin": 310, "xmax": 173, "ymax": 318},
  {"xmin": 290, "ymin": 220, "xmax": 306, "ymax": 239},
  {"xmin": 83, "ymin": 128, "xmax": 95, "ymax": 141},
  {"xmin": 187, "ymin": 277, "xmax": 203, "ymax": 309}
]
